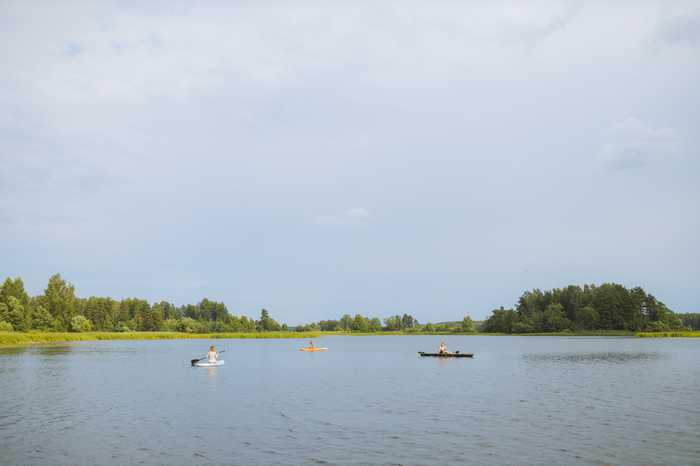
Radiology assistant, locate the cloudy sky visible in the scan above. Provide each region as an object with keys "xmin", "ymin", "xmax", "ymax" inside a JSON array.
[{"xmin": 1, "ymin": 1, "xmax": 698, "ymax": 323}]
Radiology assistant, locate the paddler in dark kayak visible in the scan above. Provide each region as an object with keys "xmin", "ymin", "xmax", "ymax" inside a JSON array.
[{"xmin": 438, "ymin": 341, "xmax": 450, "ymax": 354}]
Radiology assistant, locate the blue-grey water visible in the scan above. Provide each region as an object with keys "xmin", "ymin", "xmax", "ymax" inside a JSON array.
[{"xmin": 1, "ymin": 336, "xmax": 699, "ymax": 466}]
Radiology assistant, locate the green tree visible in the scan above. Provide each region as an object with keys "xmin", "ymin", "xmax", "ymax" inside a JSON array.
[
  {"xmin": 70, "ymin": 315, "xmax": 93, "ymax": 332},
  {"xmin": 369, "ymin": 317, "xmax": 382, "ymax": 332},
  {"xmin": 482, "ymin": 307, "xmax": 518, "ymax": 333},
  {"xmin": 461, "ymin": 315, "xmax": 476, "ymax": 333},
  {"xmin": 319, "ymin": 320, "xmax": 339, "ymax": 331},
  {"xmin": 0, "ymin": 296, "xmax": 30, "ymax": 331},
  {"xmin": 592, "ymin": 283, "xmax": 630, "ymax": 330},
  {"xmin": 574, "ymin": 306, "xmax": 599, "ymax": 330},
  {"xmin": 30, "ymin": 305, "xmax": 54, "ymax": 331},
  {"xmin": 80, "ymin": 297, "xmax": 119, "ymax": 330},
  {"xmin": 339, "ymin": 314, "xmax": 353, "ymax": 331},
  {"xmin": 401, "ymin": 314, "xmax": 417, "ymax": 329},
  {"xmin": 351, "ymin": 314, "xmax": 369, "ymax": 332},
  {"xmin": 383, "ymin": 315, "xmax": 402, "ymax": 331},
  {"xmin": 541, "ymin": 303, "xmax": 570, "ymax": 332},
  {"xmin": 678, "ymin": 313, "xmax": 700, "ymax": 330},
  {"xmin": 0, "ymin": 277, "xmax": 30, "ymax": 307},
  {"xmin": 177, "ymin": 317, "xmax": 198, "ymax": 333},
  {"xmin": 42, "ymin": 274, "xmax": 77, "ymax": 331},
  {"xmin": 256, "ymin": 309, "xmax": 281, "ymax": 331}
]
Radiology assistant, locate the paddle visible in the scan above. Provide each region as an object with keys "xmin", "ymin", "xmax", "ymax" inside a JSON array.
[{"xmin": 191, "ymin": 350, "xmax": 225, "ymax": 367}]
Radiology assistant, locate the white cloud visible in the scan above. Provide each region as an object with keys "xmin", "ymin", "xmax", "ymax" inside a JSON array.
[
  {"xmin": 599, "ymin": 117, "xmax": 682, "ymax": 169},
  {"xmin": 315, "ymin": 208, "xmax": 370, "ymax": 227}
]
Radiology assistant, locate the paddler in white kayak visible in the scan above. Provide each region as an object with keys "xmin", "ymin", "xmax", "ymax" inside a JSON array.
[{"xmin": 207, "ymin": 345, "xmax": 219, "ymax": 363}]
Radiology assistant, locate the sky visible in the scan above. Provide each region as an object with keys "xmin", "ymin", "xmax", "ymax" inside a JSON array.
[{"xmin": 1, "ymin": 1, "xmax": 699, "ymax": 323}]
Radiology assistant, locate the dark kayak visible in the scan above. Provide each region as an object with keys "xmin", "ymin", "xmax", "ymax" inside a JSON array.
[{"xmin": 418, "ymin": 351, "xmax": 473, "ymax": 358}]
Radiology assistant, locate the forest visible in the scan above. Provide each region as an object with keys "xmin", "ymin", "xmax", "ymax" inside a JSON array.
[
  {"xmin": 678, "ymin": 313, "xmax": 700, "ymax": 330},
  {"xmin": 481, "ymin": 283, "xmax": 685, "ymax": 333},
  {"xmin": 0, "ymin": 275, "xmax": 690, "ymax": 335},
  {"xmin": 0, "ymin": 274, "xmax": 283, "ymax": 333},
  {"xmin": 0, "ymin": 274, "xmax": 477, "ymax": 334},
  {"xmin": 295, "ymin": 314, "xmax": 477, "ymax": 333}
]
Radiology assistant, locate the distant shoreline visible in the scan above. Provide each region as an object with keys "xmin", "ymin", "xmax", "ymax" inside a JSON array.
[
  {"xmin": 0, "ymin": 331, "xmax": 320, "ymax": 347},
  {"xmin": 2, "ymin": 330, "xmax": 698, "ymax": 347}
]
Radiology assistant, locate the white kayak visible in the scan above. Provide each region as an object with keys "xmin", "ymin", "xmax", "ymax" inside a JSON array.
[{"xmin": 195, "ymin": 360, "xmax": 225, "ymax": 367}]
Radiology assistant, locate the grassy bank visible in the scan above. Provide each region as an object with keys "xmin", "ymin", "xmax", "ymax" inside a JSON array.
[
  {"xmin": 330, "ymin": 330, "xmax": 635, "ymax": 336},
  {"xmin": 0, "ymin": 331, "xmax": 320, "ymax": 347},
  {"xmin": 4, "ymin": 329, "xmax": 687, "ymax": 346},
  {"xmin": 636, "ymin": 331, "xmax": 700, "ymax": 338},
  {"xmin": 511, "ymin": 330, "xmax": 635, "ymax": 336}
]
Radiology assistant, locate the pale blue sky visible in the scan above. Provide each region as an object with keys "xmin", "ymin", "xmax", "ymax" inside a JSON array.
[{"xmin": 1, "ymin": 1, "xmax": 698, "ymax": 323}]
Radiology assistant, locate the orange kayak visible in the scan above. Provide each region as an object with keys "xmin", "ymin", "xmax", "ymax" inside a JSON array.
[{"xmin": 299, "ymin": 347, "xmax": 328, "ymax": 352}]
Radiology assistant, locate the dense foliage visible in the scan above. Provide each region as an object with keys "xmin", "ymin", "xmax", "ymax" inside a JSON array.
[
  {"xmin": 3, "ymin": 275, "xmax": 684, "ymax": 336},
  {"xmin": 0, "ymin": 274, "xmax": 284, "ymax": 333},
  {"xmin": 295, "ymin": 313, "xmax": 478, "ymax": 333},
  {"xmin": 482, "ymin": 283, "xmax": 683, "ymax": 333},
  {"xmin": 677, "ymin": 313, "xmax": 700, "ymax": 330}
]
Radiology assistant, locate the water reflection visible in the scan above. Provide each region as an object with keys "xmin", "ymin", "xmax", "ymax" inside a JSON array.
[
  {"xmin": 205, "ymin": 367, "xmax": 219, "ymax": 380},
  {"xmin": 0, "ymin": 346, "xmax": 29, "ymax": 356},
  {"xmin": 33, "ymin": 345, "xmax": 74, "ymax": 357},
  {"xmin": 426, "ymin": 356, "xmax": 474, "ymax": 368},
  {"xmin": 524, "ymin": 351, "xmax": 662, "ymax": 364}
]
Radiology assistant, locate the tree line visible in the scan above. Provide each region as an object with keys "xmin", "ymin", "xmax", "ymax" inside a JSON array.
[
  {"xmin": 1, "ymin": 275, "xmax": 688, "ymax": 335},
  {"xmin": 0, "ymin": 274, "xmax": 284, "ymax": 333},
  {"xmin": 0, "ymin": 274, "xmax": 478, "ymax": 334},
  {"xmin": 678, "ymin": 313, "xmax": 700, "ymax": 330},
  {"xmin": 295, "ymin": 313, "xmax": 477, "ymax": 333},
  {"xmin": 481, "ymin": 283, "xmax": 684, "ymax": 333}
]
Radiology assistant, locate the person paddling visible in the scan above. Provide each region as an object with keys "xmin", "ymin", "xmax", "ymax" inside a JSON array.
[
  {"xmin": 207, "ymin": 345, "xmax": 219, "ymax": 363},
  {"xmin": 309, "ymin": 340, "xmax": 315, "ymax": 349},
  {"xmin": 438, "ymin": 341, "xmax": 449, "ymax": 354}
]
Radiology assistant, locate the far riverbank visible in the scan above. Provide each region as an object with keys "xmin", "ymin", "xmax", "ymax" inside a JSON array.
[
  {"xmin": 0, "ymin": 331, "xmax": 320, "ymax": 347},
  {"xmin": 2, "ymin": 329, "xmax": 698, "ymax": 347}
]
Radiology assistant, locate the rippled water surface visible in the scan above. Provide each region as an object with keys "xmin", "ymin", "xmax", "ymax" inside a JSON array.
[{"xmin": 1, "ymin": 336, "xmax": 699, "ymax": 466}]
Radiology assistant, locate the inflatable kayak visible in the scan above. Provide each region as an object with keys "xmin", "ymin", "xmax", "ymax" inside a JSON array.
[
  {"xmin": 195, "ymin": 360, "xmax": 225, "ymax": 367},
  {"xmin": 418, "ymin": 352, "xmax": 473, "ymax": 358},
  {"xmin": 300, "ymin": 347, "xmax": 328, "ymax": 352}
]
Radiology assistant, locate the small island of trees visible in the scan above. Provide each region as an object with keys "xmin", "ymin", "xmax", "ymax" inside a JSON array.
[{"xmin": 480, "ymin": 283, "xmax": 686, "ymax": 333}]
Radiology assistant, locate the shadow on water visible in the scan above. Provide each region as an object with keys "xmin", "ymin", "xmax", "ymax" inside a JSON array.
[{"xmin": 523, "ymin": 351, "xmax": 663, "ymax": 364}]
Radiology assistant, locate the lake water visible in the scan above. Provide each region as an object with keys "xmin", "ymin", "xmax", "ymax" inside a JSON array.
[{"xmin": 1, "ymin": 336, "xmax": 699, "ymax": 466}]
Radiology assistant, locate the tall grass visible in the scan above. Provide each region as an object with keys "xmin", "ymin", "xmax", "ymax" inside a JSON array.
[
  {"xmin": 0, "ymin": 331, "xmax": 320, "ymax": 346},
  {"xmin": 636, "ymin": 331, "xmax": 700, "ymax": 338}
]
